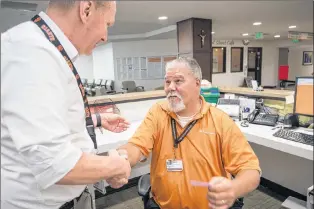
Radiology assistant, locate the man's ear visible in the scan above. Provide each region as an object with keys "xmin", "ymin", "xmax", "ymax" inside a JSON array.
[
  {"xmin": 79, "ymin": 1, "xmax": 94, "ymax": 23},
  {"xmin": 196, "ymin": 79, "xmax": 201, "ymax": 87}
]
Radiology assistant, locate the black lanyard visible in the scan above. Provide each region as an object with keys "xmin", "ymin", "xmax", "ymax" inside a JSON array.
[
  {"xmin": 31, "ymin": 15, "xmax": 97, "ymax": 149},
  {"xmin": 171, "ymin": 118, "xmax": 198, "ymax": 148}
]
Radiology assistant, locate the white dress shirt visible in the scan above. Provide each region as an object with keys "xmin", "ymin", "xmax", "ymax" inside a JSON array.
[{"xmin": 1, "ymin": 12, "xmax": 94, "ymax": 209}]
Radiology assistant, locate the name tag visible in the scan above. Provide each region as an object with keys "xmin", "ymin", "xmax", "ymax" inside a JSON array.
[{"xmin": 166, "ymin": 159, "xmax": 183, "ymax": 172}]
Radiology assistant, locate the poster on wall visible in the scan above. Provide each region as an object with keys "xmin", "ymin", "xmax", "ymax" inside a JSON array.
[{"xmin": 302, "ymin": 51, "xmax": 313, "ymax": 66}]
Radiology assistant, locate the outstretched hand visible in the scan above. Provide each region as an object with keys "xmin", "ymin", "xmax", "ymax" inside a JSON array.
[
  {"xmin": 100, "ymin": 113, "xmax": 130, "ymax": 133},
  {"xmin": 207, "ymin": 177, "xmax": 237, "ymax": 209}
]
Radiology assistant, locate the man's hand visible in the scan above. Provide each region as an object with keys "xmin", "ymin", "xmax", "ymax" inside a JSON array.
[
  {"xmin": 106, "ymin": 149, "xmax": 131, "ymax": 189},
  {"xmin": 93, "ymin": 113, "xmax": 130, "ymax": 133},
  {"xmin": 207, "ymin": 177, "xmax": 237, "ymax": 209},
  {"xmin": 106, "ymin": 176, "xmax": 128, "ymax": 189}
]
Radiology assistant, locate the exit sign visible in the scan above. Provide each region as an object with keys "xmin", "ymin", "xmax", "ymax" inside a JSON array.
[{"xmin": 255, "ymin": 32, "xmax": 264, "ymax": 39}]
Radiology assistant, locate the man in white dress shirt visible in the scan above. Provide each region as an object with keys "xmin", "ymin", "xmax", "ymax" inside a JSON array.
[{"xmin": 1, "ymin": 1, "xmax": 130, "ymax": 209}]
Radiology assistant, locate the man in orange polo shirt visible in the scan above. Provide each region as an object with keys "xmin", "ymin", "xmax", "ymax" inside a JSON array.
[{"xmin": 111, "ymin": 57, "xmax": 261, "ymax": 209}]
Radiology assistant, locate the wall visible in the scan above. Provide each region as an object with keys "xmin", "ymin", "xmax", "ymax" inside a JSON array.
[
  {"xmin": 112, "ymin": 39, "xmax": 178, "ymax": 91},
  {"xmin": 112, "ymin": 39, "xmax": 282, "ymax": 89},
  {"xmin": 88, "ymin": 39, "xmax": 310, "ymax": 91},
  {"xmin": 93, "ymin": 43, "xmax": 115, "ymax": 80},
  {"xmin": 288, "ymin": 45, "xmax": 313, "ymax": 80},
  {"xmin": 74, "ymin": 55, "xmax": 94, "ymax": 80},
  {"xmin": 211, "ymin": 40, "xmax": 279, "ymax": 87}
]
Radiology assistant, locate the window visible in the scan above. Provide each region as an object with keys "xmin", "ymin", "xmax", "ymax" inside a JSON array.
[
  {"xmin": 212, "ymin": 47, "xmax": 226, "ymax": 73},
  {"xmin": 231, "ymin": 47, "xmax": 244, "ymax": 72},
  {"xmin": 147, "ymin": 57, "xmax": 162, "ymax": 78},
  {"xmin": 115, "ymin": 55, "xmax": 176, "ymax": 80}
]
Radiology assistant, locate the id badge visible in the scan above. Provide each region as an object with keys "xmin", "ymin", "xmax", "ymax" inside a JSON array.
[{"xmin": 166, "ymin": 159, "xmax": 183, "ymax": 172}]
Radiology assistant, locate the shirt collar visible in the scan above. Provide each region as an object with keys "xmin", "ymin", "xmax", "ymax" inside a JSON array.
[{"xmin": 38, "ymin": 11, "xmax": 79, "ymax": 62}]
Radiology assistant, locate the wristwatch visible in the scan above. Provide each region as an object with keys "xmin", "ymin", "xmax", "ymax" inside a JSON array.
[{"xmin": 95, "ymin": 112, "xmax": 102, "ymax": 127}]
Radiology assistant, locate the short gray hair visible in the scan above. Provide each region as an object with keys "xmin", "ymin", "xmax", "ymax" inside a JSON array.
[
  {"xmin": 165, "ymin": 57, "xmax": 202, "ymax": 80},
  {"xmin": 48, "ymin": 0, "xmax": 112, "ymax": 10}
]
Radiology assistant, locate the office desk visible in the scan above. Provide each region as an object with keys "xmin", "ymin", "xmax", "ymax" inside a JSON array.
[
  {"xmin": 96, "ymin": 114, "xmax": 313, "ymax": 195},
  {"xmin": 236, "ymin": 122, "xmax": 313, "ymax": 161}
]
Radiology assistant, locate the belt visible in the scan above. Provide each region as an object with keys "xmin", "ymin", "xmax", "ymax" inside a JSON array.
[{"xmin": 59, "ymin": 193, "xmax": 83, "ymax": 209}]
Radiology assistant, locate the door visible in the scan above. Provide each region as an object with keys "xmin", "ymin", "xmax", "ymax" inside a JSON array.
[{"xmin": 247, "ymin": 47, "xmax": 262, "ymax": 85}]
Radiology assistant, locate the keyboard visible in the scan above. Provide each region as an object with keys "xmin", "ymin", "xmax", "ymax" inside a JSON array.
[
  {"xmin": 251, "ymin": 114, "xmax": 279, "ymax": 126},
  {"xmin": 217, "ymin": 99, "xmax": 240, "ymax": 105},
  {"xmin": 273, "ymin": 129, "xmax": 314, "ymax": 146}
]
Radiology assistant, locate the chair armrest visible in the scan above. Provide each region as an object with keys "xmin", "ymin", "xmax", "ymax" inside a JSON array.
[
  {"xmin": 138, "ymin": 174, "xmax": 151, "ymax": 197},
  {"xmin": 106, "ymin": 90, "xmax": 116, "ymax": 95},
  {"xmin": 136, "ymin": 86, "xmax": 145, "ymax": 91}
]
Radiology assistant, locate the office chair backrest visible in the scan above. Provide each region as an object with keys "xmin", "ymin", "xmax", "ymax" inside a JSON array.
[
  {"xmin": 122, "ymin": 80, "xmax": 137, "ymax": 92},
  {"xmin": 95, "ymin": 79, "xmax": 102, "ymax": 86},
  {"xmin": 106, "ymin": 80, "xmax": 114, "ymax": 91},
  {"xmin": 81, "ymin": 78, "xmax": 87, "ymax": 85},
  {"xmin": 102, "ymin": 80, "xmax": 107, "ymax": 89}
]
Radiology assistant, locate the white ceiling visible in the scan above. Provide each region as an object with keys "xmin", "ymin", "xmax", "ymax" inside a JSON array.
[{"xmin": 1, "ymin": 0, "xmax": 313, "ymax": 42}]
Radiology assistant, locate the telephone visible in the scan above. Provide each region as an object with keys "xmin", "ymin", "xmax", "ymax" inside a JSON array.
[{"xmin": 247, "ymin": 109, "xmax": 279, "ymax": 126}]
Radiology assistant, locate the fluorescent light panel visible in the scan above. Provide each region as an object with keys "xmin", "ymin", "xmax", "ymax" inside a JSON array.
[{"xmin": 158, "ymin": 16, "xmax": 168, "ymax": 20}]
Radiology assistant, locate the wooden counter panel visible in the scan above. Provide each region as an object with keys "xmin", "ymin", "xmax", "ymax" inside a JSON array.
[
  {"xmin": 87, "ymin": 87, "xmax": 294, "ymax": 105},
  {"xmin": 218, "ymin": 87, "xmax": 293, "ymax": 99},
  {"xmin": 88, "ymin": 90, "xmax": 166, "ymax": 105}
]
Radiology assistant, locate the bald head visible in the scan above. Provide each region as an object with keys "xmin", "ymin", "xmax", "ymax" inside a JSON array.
[
  {"xmin": 46, "ymin": 0, "xmax": 116, "ymax": 55},
  {"xmin": 48, "ymin": 0, "xmax": 114, "ymax": 11}
]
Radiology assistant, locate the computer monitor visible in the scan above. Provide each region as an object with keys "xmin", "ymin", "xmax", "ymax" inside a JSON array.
[{"xmin": 293, "ymin": 76, "xmax": 314, "ymax": 117}]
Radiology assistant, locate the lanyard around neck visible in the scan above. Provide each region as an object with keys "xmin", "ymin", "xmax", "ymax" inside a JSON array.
[
  {"xmin": 31, "ymin": 14, "xmax": 97, "ymax": 149},
  {"xmin": 171, "ymin": 118, "xmax": 198, "ymax": 148}
]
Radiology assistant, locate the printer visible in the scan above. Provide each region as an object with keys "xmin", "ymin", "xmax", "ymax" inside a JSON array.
[{"xmin": 216, "ymin": 98, "xmax": 240, "ymax": 118}]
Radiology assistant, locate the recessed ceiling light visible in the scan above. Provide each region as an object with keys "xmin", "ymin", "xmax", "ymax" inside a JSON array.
[
  {"xmin": 158, "ymin": 16, "xmax": 168, "ymax": 20},
  {"xmin": 211, "ymin": 32, "xmax": 215, "ymax": 34},
  {"xmin": 242, "ymin": 33, "xmax": 249, "ymax": 36},
  {"xmin": 289, "ymin": 25, "xmax": 296, "ymax": 29},
  {"xmin": 274, "ymin": 35, "xmax": 280, "ymax": 38},
  {"xmin": 253, "ymin": 22, "xmax": 262, "ymax": 26}
]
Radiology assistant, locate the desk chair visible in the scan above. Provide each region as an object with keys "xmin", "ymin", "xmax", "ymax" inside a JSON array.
[
  {"xmin": 138, "ymin": 173, "xmax": 244, "ymax": 209},
  {"xmin": 85, "ymin": 79, "xmax": 96, "ymax": 96},
  {"xmin": 91, "ymin": 79, "xmax": 103, "ymax": 96},
  {"xmin": 138, "ymin": 174, "xmax": 160, "ymax": 209},
  {"xmin": 99, "ymin": 80, "xmax": 116, "ymax": 95},
  {"xmin": 122, "ymin": 81, "xmax": 144, "ymax": 93},
  {"xmin": 81, "ymin": 78, "xmax": 88, "ymax": 87}
]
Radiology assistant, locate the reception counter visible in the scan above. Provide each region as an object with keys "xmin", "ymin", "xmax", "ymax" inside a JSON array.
[
  {"xmin": 218, "ymin": 86, "xmax": 294, "ymax": 101},
  {"xmin": 87, "ymin": 87, "xmax": 294, "ymax": 105}
]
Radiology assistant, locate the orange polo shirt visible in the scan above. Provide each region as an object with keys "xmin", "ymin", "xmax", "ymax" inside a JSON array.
[{"xmin": 128, "ymin": 96, "xmax": 261, "ymax": 209}]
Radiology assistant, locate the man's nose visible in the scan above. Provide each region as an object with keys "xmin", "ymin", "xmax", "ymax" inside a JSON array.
[
  {"xmin": 101, "ymin": 35, "xmax": 107, "ymax": 42},
  {"xmin": 168, "ymin": 81, "xmax": 176, "ymax": 90}
]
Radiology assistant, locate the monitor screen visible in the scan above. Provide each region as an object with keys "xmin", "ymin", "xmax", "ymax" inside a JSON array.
[{"xmin": 294, "ymin": 77, "xmax": 314, "ymax": 117}]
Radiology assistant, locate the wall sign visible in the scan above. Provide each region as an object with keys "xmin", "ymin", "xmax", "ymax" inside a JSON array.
[
  {"xmin": 288, "ymin": 31, "xmax": 313, "ymax": 40},
  {"xmin": 302, "ymin": 51, "xmax": 313, "ymax": 66},
  {"xmin": 212, "ymin": 40, "xmax": 234, "ymax": 46}
]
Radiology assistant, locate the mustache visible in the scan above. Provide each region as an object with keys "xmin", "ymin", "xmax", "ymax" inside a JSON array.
[{"xmin": 167, "ymin": 91, "xmax": 182, "ymax": 99}]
